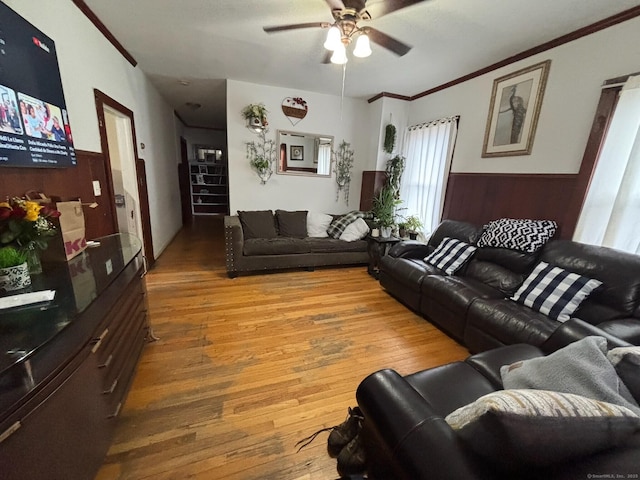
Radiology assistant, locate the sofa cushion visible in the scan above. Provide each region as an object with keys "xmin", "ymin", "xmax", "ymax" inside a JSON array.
[
  {"xmin": 465, "ymin": 298, "xmax": 558, "ymax": 348},
  {"xmin": 327, "ymin": 211, "xmax": 364, "ymax": 239},
  {"xmin": 275, "ymin": 210, "xmax": 308, "ymax": 238},
  {"xmin": 428, "ymin": 219, "xmax": 482, "ymax": 249},
  {"xmin": 444, "ymin": 389, "xmax": 640, "ymax": 469},
  {"xmin": 305, "ymin": 237, "xmax": 366, "ymax": 253},
  {"xmin": 501, "ymin": 336, "xmax": 639, "ymax": 413},
  {"xmin": 424, "ymin": 237, "xmax": 477, "ymax": 275},
  {"xmin": 463, "ymin": 260, "xmax": 526, "ymax": 297},
  {"xmin": 511, "ymin": 261, "xmax": 602, "ymax": 322},
  {"xmin": 608, "ymin": 346, "xmax": 640, "ymax": 403},
  {"xmin": 477, "ymin": 218, "xmax": 557, "ymax": 253},
  {"xmin": 243, "ymin": 238, "xmax": 310, "ymax": 256},
  {"xmin": 541, "ymin": 240, "xmax": 640, "ymax": 319},
  {"xmin": 307, "ymin": 212, "xmax": 333, "ymax": 238},
  {"xmin": 238, "ymin": 210, "xmax": 277, "ymax": 239},
  {"xmin": 340, "ymin": 218, "xmax": 370, "ymax": 242}
]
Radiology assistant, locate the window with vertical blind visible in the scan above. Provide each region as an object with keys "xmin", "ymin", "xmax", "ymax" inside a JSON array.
[
  {"xmin": 399, "ymin": 116, "xmax": 459, "ymax": 235},
  {"xmin": 574, "ymin": 75, "xmax": 640, "ymax": 254}
]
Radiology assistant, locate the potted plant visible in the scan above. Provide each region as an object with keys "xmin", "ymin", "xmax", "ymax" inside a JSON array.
[
  {"xmin": 372, "ymin": 186, "xmax": 402, "ymax": 238},
  {"xmin": 397, "ymin": 221, "xmax": 408, "ymax": 239},
  {"xmin": 0, "ymin": 245, "xmax": 31, "ymax": 292},
  {"xmin": 241, "ymin": 103, "xmax": 268, "ymax": 130},
  {"xmin": 404, "ymin": 215, "xmax": 424, "ymax": 239},
  {"xmin": 246, "ymin": 129, "xmax": 276, "ymax": 184}
]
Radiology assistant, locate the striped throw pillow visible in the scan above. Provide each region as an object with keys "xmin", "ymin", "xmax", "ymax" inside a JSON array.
[
  {"xmin": 424, "ymin": 237, "xmax": 477, "ymax": 275},
  {"xmin": 445, "ymin": 389, "xmax": 640, "ymax": 468},
  {"xmin": 511, "ymin": 261, "xmax": 602, "ymax": 322}
]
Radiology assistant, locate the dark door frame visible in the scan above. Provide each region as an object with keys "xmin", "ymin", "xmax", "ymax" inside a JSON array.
[{"xmin": 94, "ymin": 89, "xmax": 155, "ymax": 266}]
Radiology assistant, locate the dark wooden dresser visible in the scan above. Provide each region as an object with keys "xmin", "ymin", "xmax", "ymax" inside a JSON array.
[{"xmin": 0, "ymin": 234, "xmax": 149, "ymax": 479}]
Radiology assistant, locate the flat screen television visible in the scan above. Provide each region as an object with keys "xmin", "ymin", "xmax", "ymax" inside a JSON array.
[{"xmin": 0, "ymin": 2, "xmax": 76, "ymax": 168}]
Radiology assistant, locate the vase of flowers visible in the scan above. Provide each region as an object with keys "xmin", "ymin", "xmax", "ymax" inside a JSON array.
[{"xmin": 0, "ymin": 197, "xmax": 61, "ymax": 274}]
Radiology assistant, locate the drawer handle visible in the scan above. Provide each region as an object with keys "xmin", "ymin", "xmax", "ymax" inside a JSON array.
[
  {"xmin": 0, "ymin": 421, "xmax": 21, "ymax": 444},
  {"xmin": 91, "ymin": 328, "xmax": 109, "ymax": 353},
  {"xmin": 103, "ymin": 378, "xmax": 118, "ymax": 395},
  {"xmin": 98, "ymin": 354, "xmax": 113, "ymax": 369},
  {"xmin": 108, "ymin": 402, "xmax": 122, "ymax": 419}
]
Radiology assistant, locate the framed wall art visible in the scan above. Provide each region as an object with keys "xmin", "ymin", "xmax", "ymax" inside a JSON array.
[
  {"xmin": 290, "ymin": 145, "xmax": 304, "ymax": 161},
  {"xmin": 482, "ymin": 60, "xmax": 551, "ymax": 157}
]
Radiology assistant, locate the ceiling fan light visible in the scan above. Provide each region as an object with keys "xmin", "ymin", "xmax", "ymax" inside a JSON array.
[
  {"xmin": 330, "ymin": 43, "xmax": 348, "ymax": 64},
  {"xmin": 353, "ymin": 33, "xmax": 372, "ymax": 58},
  {"xmin": 324, "ymin": 26, "xmax": 341, "ymax": 51}
]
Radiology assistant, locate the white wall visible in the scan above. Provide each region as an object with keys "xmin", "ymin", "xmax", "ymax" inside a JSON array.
[
  {"xmin": 403, "ymin": 16, "xmax": 640, "ymax": 175},
  {"xmin": 375, "ymin": 97, "xmax": 409, "ymax": 170},
  {"xmin": 6, "ymin": 0, "xmax": 183, "ymax": 256},
  {"xmin": 227, "ymin": 80, "xmax": 372, "ymax": 214}
]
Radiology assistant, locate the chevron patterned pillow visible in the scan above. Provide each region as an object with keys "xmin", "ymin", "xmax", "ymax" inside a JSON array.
[{"xmin": 477, "ymin": 218, "xmax": 557, "ymax": 253}]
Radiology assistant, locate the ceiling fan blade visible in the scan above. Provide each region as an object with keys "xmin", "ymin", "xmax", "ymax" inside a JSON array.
[
  {"xmin": 366, "ymin": 28, "xmax": 412, "ymax": 56},
  {"xmin": 365, "ymin": 0, "xmax": 427, "ymax": 19},
  {"xmin": 263, "ymin": 22, "xmax": 327, "ymax": 33},
  {"xmin": 325, "ymin": 0, "xmax": 346, "ymax": 10}
]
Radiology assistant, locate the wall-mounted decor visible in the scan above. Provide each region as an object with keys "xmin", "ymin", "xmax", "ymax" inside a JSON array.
[
  {"xmin": 290, "ymin": 145, "xmax": 304, "ymax": 161},
  {"xmin": 482, "ymin": 60, "xmax": 551, "ymax": 157},
  {"xmin": 333, "ymin": 140, "xmax": 355, "ymax": 204},
  {"xmin": 246, "ymin": 129, "xmax": 276, "ymax": 185},
  {"xmin": 281, "ymin": 97, "xmax": 308, "ymax": 126},
  {"xmin": 241, "ymin": 103, "xmax": 268, "ymax": 133}
]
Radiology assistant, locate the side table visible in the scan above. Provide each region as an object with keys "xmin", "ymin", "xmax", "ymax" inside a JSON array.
[{"xmin": 366, "ymin": 235, "xmax": 401, "ymax": 279}]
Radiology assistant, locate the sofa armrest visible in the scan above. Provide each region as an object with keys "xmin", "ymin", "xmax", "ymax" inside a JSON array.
[
  {"xmin": 540, "ymin": 318, "xmax": 632, "ymax": 354},
  {"xmin": 595, "ymin": 318, "xmax": 640, "ymax": 345},
  {"xmin": 356, "ymin": 369, "xmax": 492, "ymax": 480},
  {"xmin": 224, "ymin": 215, "xmax": 244, "ymax": 277},
  {"xmin": 388, "ymin": 240, "xmax": 431, "ymax": 259}
]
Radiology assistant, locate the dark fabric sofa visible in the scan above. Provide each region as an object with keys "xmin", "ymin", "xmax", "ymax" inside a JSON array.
[
  {"xmin": 379, "ymin": 219, "xmax": 640, "ymax": 351},
  {"xmin": 356, "ymin": 319, "xmax": 639, "ymax": 480},
  {"xmin": 224, "ymin": 214, "xmax": 369, "ymax": 277}
]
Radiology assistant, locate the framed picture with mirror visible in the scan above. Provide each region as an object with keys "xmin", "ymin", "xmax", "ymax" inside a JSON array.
[{"xmin": 277, "ymin": 130, "xmax": 333, "ymax": 177}]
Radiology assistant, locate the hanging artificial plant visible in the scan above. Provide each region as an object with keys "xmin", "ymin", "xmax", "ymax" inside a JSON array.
[
  {"xmin": 383, "ymin": 124, "xmax": 396, "ymax": 154},
  {"xmin": 246, "ymin": 129, "xmax": 276, "ymax": 184},
  {"xmin": 385, "ymin": 154, "xmax": 405, "ymax": 198},
  {"xmin": 333, "ymin": 140, "xmax": 355, "ymax": 204}
]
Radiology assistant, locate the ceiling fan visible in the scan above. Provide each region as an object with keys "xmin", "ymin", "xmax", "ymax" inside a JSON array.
[{"xmin": 263, "ymin": 0, "xmax": 427, "ymax": 63}]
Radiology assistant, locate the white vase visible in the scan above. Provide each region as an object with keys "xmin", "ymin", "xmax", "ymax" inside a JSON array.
[
  {"xmin": 380, "ymin": 226, "xmax": 392, "ymax": 238},
  {"xmin": 0, "ymin": 262, "xmax": 31, "ymax": 292}
]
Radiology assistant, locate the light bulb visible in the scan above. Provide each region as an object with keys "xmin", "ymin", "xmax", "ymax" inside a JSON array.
[
  {"xmin": 330, "ymin": 43, "xmax": 348, "ymax": 64},
  {"xmin": 324, "ymin": 26, "xmax": 341, "ymax": 51},
  {"xmin": 353, "ymin": 33, "xmax": 372, "ymax": 58}
]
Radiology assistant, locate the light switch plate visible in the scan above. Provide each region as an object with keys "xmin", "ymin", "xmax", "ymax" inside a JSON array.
[{"xmin": 92, "ymin": 180, "xmax": 102, "ymax": 196}]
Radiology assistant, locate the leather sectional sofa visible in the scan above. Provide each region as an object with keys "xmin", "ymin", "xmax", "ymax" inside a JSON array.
[
  {"xmin": 379, "ymin": 219, "xmax": 640, "ymax": 352},
  {"xmin": 356, "ymin": 318, "xmax": 639, "ymax": 479}
]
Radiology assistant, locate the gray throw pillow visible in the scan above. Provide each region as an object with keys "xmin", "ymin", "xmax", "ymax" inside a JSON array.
[
  {"xmin": 238, "ymin": 210, "xmax": 277, "ymax": 239},
  {"xmin": 501, "ymin": 336, "xmax": 639, "ymax": 414},
  {"xmin": 276, "ymin": 210, "xmax": 308, "ymax": 238}
]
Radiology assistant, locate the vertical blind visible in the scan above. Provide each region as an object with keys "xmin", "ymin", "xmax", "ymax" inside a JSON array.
[
  {"xmin": 399, "ymin": 116, "xmax": 459, "ymax": 234},
  {"xmin": 573, "ymin": 75, "xmax": 640, "ymax": 254}
]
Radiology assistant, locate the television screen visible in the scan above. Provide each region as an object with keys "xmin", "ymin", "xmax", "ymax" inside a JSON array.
[{"xmin": 0, "ymin": 2, "xmax": 76, "ymax": 168}]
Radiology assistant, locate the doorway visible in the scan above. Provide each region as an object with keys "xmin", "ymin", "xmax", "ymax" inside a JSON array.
[{"xmin": 94, "ymin": 89, "xmax": 155, "ymax": 267}]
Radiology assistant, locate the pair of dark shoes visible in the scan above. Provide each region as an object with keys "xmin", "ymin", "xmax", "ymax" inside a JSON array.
[{"xmin": 328, "ymin": 407, "xmax": 367, "ymax": 476}]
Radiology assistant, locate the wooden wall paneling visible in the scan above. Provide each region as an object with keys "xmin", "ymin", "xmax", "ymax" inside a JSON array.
[
  {"xmin": 0, "ymin": 149, "xmax": 116, "ymax": 240},
  {"xmin": 442, "ymin": 173, "xmax": 578, "ymax": 238},
  {"xmin": 359, "ymin": 170, "xmax": 387, "ymax": 211}
]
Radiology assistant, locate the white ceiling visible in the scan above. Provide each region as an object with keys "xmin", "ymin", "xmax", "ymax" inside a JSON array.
[{"xmin": 83, "ymin": 0, "xmax": 640, "ymax": 129}]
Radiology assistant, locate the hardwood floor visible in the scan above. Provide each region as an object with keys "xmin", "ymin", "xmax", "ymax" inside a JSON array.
[{"xmin": 96, "ymin": 216, "xmax": 469, "ymax": 480}]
